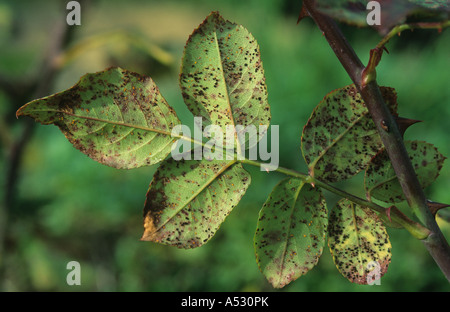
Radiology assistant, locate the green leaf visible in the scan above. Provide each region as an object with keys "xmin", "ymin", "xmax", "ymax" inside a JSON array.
[
  {"xmin": 328, "ymin": 199, "xmax": 392, "ymax": 285},
  {"xmin": 141, "ymin": 158, "xmax": 250, "ymax": 249},
  {"xmin": 314, "ymin": 0, "xmax": 450, "ymax": 35},
  {"xmin": 16, "ymin": 67, "xmax": 180, "ymax": 169},
  {"xmin": 254, "ymin": 178, "xmax": 327, "ymax": 288},
  {"xmin": 301, "ymin": 84, "xmax": 397, "ymax": 182},
  {"xmin": 180, "ymin": 11, "xmax": 270, "ymax": 151},
  {"xmin": 365, "ymin": 140, "xmax": 446, "ymax": 203}
]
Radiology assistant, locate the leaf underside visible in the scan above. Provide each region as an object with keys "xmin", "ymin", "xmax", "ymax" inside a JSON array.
[
  {"xmin": 365, "ymin": 140, "xmax": 446, "ymax": 203},
  {"xmin": 254, "ymin": 178, "xmax": 328, "ymax": 288},
  {"xmin": 301, "ymin": 84, "xmax": 397, "ymax": 183},
  {"xmin": 17, "ymin": 67, "xmax": 180, "ymax": 169},
  {"xmin": 328, "ymin": 199, "xmax": 391, "ymax": 285}
]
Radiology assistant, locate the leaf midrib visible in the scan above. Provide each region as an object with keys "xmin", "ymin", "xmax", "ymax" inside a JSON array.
[
  {"xmin": 350, "ymin": 202, "xmax": 365, "ymax": 277},
  {"xmin": 277, "ymin": 180, "xmax": 307, "ymax": 285},
  {"xmin": 155, "ymin": 159, "xmax": 237, "ymax": 232},
  {"xmin": 309, "ymin": 110, "xmax": 368, "ymax": 172},
  {"xmin": 24, "ymin": 109, "xmax": 175, "ymax": 137},
  {"xmin": 211, "ymin": 26, "xmax": 243, "ymax": 156}
]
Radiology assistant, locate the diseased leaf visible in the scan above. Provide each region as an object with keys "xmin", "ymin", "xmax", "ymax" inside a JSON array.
[
  {"xmin": 141, "ymin": 158, "xmax": 250, "ymax": 249},
  {"xmin": 314, "ymin": 0, "xmax": 450, "ymax": 35},
  {"xmin": 17, "ymin": 67, "xmax": 180, "ymax": 169},
  {"xmin": 328, "ymin": 199, "xmax": 391, "ymax": 285},
  {"xmin": 365, "ymin": 140, "xmax": 446, "ymax": 203},
  {"xmin": 301, "ymin": 84, "xmax": 397, "ymax": 182},
  {"xmin": 180, "ymin": 11, "xmax": 270, "ymax": 151},
  {"xmin": 254, "ymin": 178, "xmax": 327, "ymax": 288},
  {"xmin": 141, "ymin": 13, "xmax": 274, "ymax": 249}
]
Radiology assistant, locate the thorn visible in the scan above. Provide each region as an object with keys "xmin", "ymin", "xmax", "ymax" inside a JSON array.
[
  {"xmin": 309, "ymin": 176, "xmax": 315, "ymax": 188},
  {"xmin": 427, "ymin": 199, "xmax": 450, "ymax": 216},
  {"xmin": 395, "ymin": 116, "xmax": 422, "ymax": 137},
  {"xmin": 297, "ymin": 5, "xmax": 309, "ymax": 24},
  {"xmin": 305, "ymin": 169, "xmax": 315, "ymax": 187},
  {"xmin": 385, "ymin": 206, "xmax": 393, "ymax": 223}
]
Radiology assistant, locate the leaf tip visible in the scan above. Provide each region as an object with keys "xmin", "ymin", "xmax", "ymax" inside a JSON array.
[
  {"xmin": 16, "ymin": 104, "xmax": 27, "ymax": 119},
  {"xmin": 141, "ymin": 213, "xmax": 158, "ymax": 242}
]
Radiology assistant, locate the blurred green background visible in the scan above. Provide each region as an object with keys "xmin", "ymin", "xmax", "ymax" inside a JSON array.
[{"xmin": 1, "ymin": 0, "xmax": 449, "ymax": 292}]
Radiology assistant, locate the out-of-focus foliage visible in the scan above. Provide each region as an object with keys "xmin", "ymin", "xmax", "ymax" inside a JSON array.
[
  {"xmin": 315, "ymin": 0, "xmax": 450, "ymax": 35},
  {"xmin": 1, "ymin": 0, "xmax": 449, "ymax": 291}
]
